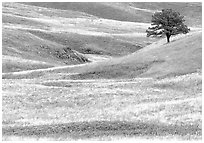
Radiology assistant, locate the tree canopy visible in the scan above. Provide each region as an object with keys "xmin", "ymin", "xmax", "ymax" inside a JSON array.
[{"xmin": 146, "ymin": 9, "xmax": 190, "ymax": 43}]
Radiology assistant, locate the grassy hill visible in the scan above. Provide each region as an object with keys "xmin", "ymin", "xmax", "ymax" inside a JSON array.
[
  {"xmin": 2, "ymin": 2, "xmax": 202, "ymax": 75},
  {"xmin": 22, "ymin": 2, "xmax": 152, "ymax": 23},
  {"xmin": 2, "ymin": 27, "xmax": 90, "ymax": 73},
  {"xmin": 3, "ymin": 2, "xmax": 154, "ymax": 73},
  {"xmin": 2, "ymin": 2, "xmax": 202, "ymax": 141},
  {"xmin": 23, "ymin": 2, "xmax": 202, "ymax": 27},
  {"xmin": 70, "ymin": 31, "xmax": 202, "ymax": 79},
  {"xmin": 130, "ymin": 2, "xmax": 202, "ymax": 27}
]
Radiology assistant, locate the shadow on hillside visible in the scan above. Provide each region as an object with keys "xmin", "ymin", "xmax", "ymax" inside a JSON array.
[{"xmin": 2, "ymin": 120, "xmax": 201, "ymax": 140}]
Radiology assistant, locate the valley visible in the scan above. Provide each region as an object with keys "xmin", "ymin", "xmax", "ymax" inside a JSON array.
[{"xmin": 2, "ymin": 2, "xmax": 202, "ymax": 141}]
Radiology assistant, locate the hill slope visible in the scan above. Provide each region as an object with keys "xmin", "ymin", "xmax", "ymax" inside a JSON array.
[
  {"xmin": 2, "ymin": 2, "xmax": 150, "ymax": 73},
  {"xmin": 23, "ymin": 2, "xmax": 202, "ymax": 27},
  {"xmin": 22, "ymin": 2, "xmax": 152, "ymax": 23},
  {"xmin": 2, "ymin": 2, "xmax": 202, "ymax": 141},
  {"xmin": 2, "ymin": 2, "xmax": 202, "ymax": 74},
  {"xmin": 71, "ymin": 32, "xmax": 202, "ymax": 79}
]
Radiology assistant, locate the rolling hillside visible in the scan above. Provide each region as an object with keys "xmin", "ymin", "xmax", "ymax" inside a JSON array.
[
  {"xmin": 23, "ymin": 2, "xmax": 202, "ymax": 27},
  {"xmin": 70, "ymin": 31, "xmax": 202, "ymax": 79},
  {"xmin": 22, "ymin": 2, "xmax": 152, "ymax": 23},
  {"xmin": 2, "ymin": 31, "xmax": 202, "ymax": 80},
  {"xmin": 3, "ymin": 2, "xmax": 202, "ymax": 73},
  {"xmin": 3, "ymin": 2, "xmax": 156, "ymax": 73},
  {"xmin": 2, "ymin": 2, "xmax": 202, "ymax": 141},
  {"xmin": 2, "ymin": 2, "xmax": 202, "ymax": 77}
]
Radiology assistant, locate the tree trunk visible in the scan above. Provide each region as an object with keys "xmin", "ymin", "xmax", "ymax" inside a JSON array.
[{"xmin": 166, "ymin": 33, "xmax": 171, "ymax": 43}]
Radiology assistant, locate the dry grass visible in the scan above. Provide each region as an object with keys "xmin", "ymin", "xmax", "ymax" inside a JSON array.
[
  {"xmin": 2, "ymin": 2, "xmax": 202, "ymax": 141},
  {"xmin": 2, "ymin": 55, "xmax": 55, "ymax": 73},
  {"xmin": 2, "ymin": 2, "xmax": 157, "ymax": 73},
  {"xmin": 70, "ymin": 31, "xmax": 202, "ymax": 79},
  {"xmin": 22, "ymin": 2, "xmax": 202, "ymax": 27},
  {"xmin": 2, "ymin": 72, "xmax": 202, "ymax": 140}
]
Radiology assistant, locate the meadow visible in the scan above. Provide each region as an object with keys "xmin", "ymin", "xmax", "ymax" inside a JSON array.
[{"xmin": 2, "ymin": 2, "xmax": 202, "ymax": 141}]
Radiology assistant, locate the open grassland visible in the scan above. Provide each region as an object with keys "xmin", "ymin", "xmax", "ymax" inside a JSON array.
[
  {"xmin": 2, "ymin": 31, "xmax": 202, "ymax": 139},
  {"xmin": 2, "ymin": 72, "xmax": 202, "ymax": 141},
  {"xmin": 2, "ymin": 31, "xmax": 202, "ymax": 80},
  {"xmin": 22, "ymin": 2, "xmax": 152, "ymax": 23},
  {"xmin": 70, "ymin": 31, "xmax": 202, "ymax": 79},
  {"xmin": 23, "ymin": 2, "xmax": 202, "ymax": 27},
  {"xmin": 3, "ymin": 2, "xmax": 157, "ymax": 73},
  {"xmin": 2, "ymin": 2, "xmax": 202, "ymax": 141},
  {"xmin": 2, "ymin": 30, "xmax": 202, "ymax": 140},
  {"xmin": 3, "ymin": 2, "xmax": 201, "ymax": 73}
]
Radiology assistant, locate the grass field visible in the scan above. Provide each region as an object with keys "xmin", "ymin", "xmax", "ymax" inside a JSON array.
[
  {"xmin": 3, "ymin": 2, "xmax": 157, "ymax": 73},
  {"xmin": 69, "ymin": 31, "xmax": 202, "ymax": 79},
  {"xmin": 23, "ymin": 2, "xmax": 202, "ymax": 27},
  {"xmin": 2, "ymin": 2, "xmax": 202, "ymax": 141},
  {"xmin": 2, "ymin": 72, "xmax": 202, "ymax": 140}
]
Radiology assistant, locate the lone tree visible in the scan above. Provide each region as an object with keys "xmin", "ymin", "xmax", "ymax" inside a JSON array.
[{"xmin": 146, "ymin": 9, "xmax": 190, "ymax": 43}]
